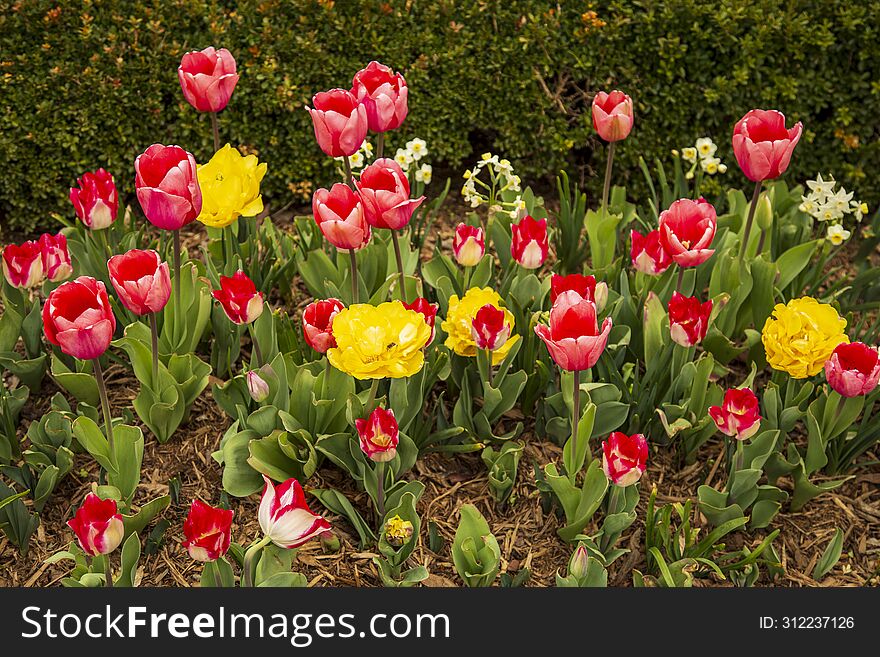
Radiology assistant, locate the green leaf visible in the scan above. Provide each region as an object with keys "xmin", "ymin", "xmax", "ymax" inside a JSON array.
[{"xmin": 812, "ymin": 528, "xmax": 844, "ymax": 580}]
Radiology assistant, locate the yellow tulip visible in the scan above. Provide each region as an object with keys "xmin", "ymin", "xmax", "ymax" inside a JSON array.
[
  {"xmin": 327, "ymin": 301, "xmax": 430, "ymax": 380},
  {"xmin": 761, "ymin": 297, "xmax": 849, "ymax": 379},
  {"xmin": 441, "ymin": 287, "xmax": 520, "ymax": 365},
  {"xmin": 197, "ymin": 144, "xmax": 267, "ymax": 228}
]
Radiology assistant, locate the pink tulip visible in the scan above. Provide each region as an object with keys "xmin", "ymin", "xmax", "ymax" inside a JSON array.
[
  {"xmin": 302, "ymin": 298, "xmax": 345, "ymax": 353},
  {"xmin": 355, "ymin": 407, "xmax": 400, "ymax": 463},
  {"xmin": 356, "ymin": 158, "xmax": 424, "ymax": 230},
  {"xmin": 307, "ymin": 89, "xmax": 368, "ymax": 158},
  {"xmin": 535, "ymin": 290, "xmax": 612, "ymax": 371},
  {"xmin": 709, "ymin": 388, "xmax": 762, "ymax": 441},
  {"xmin": 69, "ymin": 168, "xmax": 118, "ymax": 230},
  {"xmin": 258, "ymin": 476, "xmax": 331, "ymax": 548},
  {"xmin": 602, "ymin": 432, "xmax": 648, "ymax": 486},
  {"xmin": 2, "ymin": 240, "xmax": 44, "ymax": 288},
  {"xmin": 592, "ymin": 90, "xmax": 634, "ymax": 142},
  {"xmin": 39, "ymin": 233, "xmax": 73, "ymax": 283},
  {"xmin": 178, "ymin": 47, "xmax": 239, "ymax": 113},
  {"xmin": 351, "ymin": 61, "xmax": 408, "ymax": 133},
  {"xmin": 107, "ymin": 249, "xmax": 171, "ymax": 316},
  {"xmin": 658, "ymin": 198, "xmax": 717, "ymax": 268},
  {"xmin": 732, "ymin": 109, "xmax": 803, "ymax": 182},
  {"xmin": 668, "ymin": 292, "xmax": 712, "ymax": 347},
  {"xmin": 43, "ymin": 276, "xmax": 116, "ymax": 360},
  {"xmin": 134, "ymin": 144, "xmax": 202, "ymax": 231},
  {"xmin": 212, "ymin": 271, "xmax": 264, "ymax": 325},
  {"xmin": 312, "ymin": 183, "xmax": 371, "ymax": 251},
  {"xmin": 630, "ymin": 229, "xmax": 672, "ymax": 276},
  {"xmin": 824, "ymin": 342, "xmax": 880, "ymax": 398}
]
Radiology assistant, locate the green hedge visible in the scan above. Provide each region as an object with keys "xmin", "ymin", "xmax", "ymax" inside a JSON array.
[{"xmin": 1, "ymin": 0, "xmax": 877, "ymax": 234}]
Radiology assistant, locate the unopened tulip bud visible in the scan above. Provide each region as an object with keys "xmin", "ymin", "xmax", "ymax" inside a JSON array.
[
  {"xmin": 247, "ymin": 370, "xmax": 270, "ymax": 403},
  {"xmin": 569, "ymin": 545, "xmax": 590, "ymax": 580},
  {"xmin": 755, "ymin": 194, "xmax": 773, "ymax": 231},
  {"xmin": 320, "ymin": 530, "xmax": 341, "ymax": 553},
  {"xmin": 384, "ymin": 515, "xmax": 414, "ymax": 547},
  {"xmin": 594, "ymin": 282, "xmax": 608, "ymax": 314}
]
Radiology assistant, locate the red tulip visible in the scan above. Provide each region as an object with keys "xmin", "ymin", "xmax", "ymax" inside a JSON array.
[
  {"xmin": 709, "ymin": 388, "xmax": 762, "ymax": 441},
  {"xmin": 107, "ymin": 249, "xmax": 171, "ymax": 316},
  {"xmin": 658, "ymin": 198, "xmax": 717, "ymax": 268},
  {"xmin": 351, "ymin": 61, "xmax": 408, "ymax": 133},
  {"xmin": 302, "ymin": 298, "xmax": 345, "ymax": 353},
  {"xmin": 43, "ymin": 276, "xmax": 116, "ymax": 360},
  {"xmin": 471, "ymin": 304, "xmax": 511, "ymax": 352},
  {"xmin": 258, "ymin": 476, "xmax": 331, "ymax": 548},
  {"xmin": 178, "ymin": 47, "xmax": 239, "ymax": 113},
  {"xmin": 39, "ymin": 233, "xmax": 73, "ymax": 283},
  {"xmin": 602, "ymin": 432, "xmax": 648, "ymax": 486},
  {"xmin": 535, "ymin": 290, "xmax": 612, "ymax": 371},
  {"xmin": 732, "ymin": 109, "xmax": 803, "ymax": 182},
  {"xmin": 182, "ymin": 499, "xmax": 234, "ymax": 562},
  {"xmin": 69, "ymin": 168, "xmax": 118, "ymax": 230},
  {"xmin": 452, "ymin": 223, "xmax": 485, "ymax": 267},
  {"xmin": 824, "ymin": 342, "xmax": 880, "ymax": 398},
  {"xmin": 592, "ymin": 90, "xmax": 634, "ymax": 142},
  {"xmin": 667, "ymin": 292, "xmax": 712, "ymax": 347},
  {"xmin": 550, "ymin": 273, "xmax": 607, "ymax": 312},
  {"xmin": 67, "ymin": 493, "xmax": 124, "ymax": 556},
  {"xmin": 312, "ymin": 184, "xmax": 371, "ymax": 251},
  {"xmin": 355, "ymin": 406, "xmax": 400, "ymax": 463},
  {"xmin": 356, "ymin": 158, "xmax": 424, "ymax": 230},
  {"xmin": 511, "ymin": 215, "xmax": 549, "ymax": 269},
  {"xmin": 307, "ymin": 89, "xmax": 368, "ymax": 158},
  {"xmin": 2, "ymin": 240, "xmax": 44, "ymax": 288},
  {"xmin": 212, "ymin": 271, "xmax": 264, "ymax": 325},
  {"xmin": 630, "ymin": 229, "xmax": 672, "ymax": 276},
  {"xmin": 402, "ymin": 297, "xmax": 439, "ymax": 346},
  {"xmin": 134, "ymin": 144, "xmax": 202, "ymax": 231}
]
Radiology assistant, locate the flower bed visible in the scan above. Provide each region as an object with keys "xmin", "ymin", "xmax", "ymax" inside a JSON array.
[{"xmin": 1, "ymin": 50, "xmax": 878, "ymax": 588}]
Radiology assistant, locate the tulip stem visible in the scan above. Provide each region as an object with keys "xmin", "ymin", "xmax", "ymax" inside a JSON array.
[
  {"xmin": 756, "ymin": 229, "xmax": 768, "ymax": 256},
  {"xmin": 250, "ymin": 329, "xmax": 264, "ymax": 368},
  {"xmin": 104, "ymin": 556, "xmax": 113, "ymax": 588},
  {"xmin": 242, "ymin": 535, "xmax": 272, "ymax": 587},
  {"xmin": 391, "ymin": 230, "xmax": 408, "ymax": 303},
  {"xmin": 572, "ymin": 369, "xmax": 581, "ymax": 473},
  {"xmin": 348, "ymin": 249, "xmax": 359, "ymax": 304},
  {"xmin": 601, "ymin": 142, "xmax": 616, "ymax": 215},
  {"xmin": 173, "ymin": 229, "xmax": 182, "ymax": 312},
  {"xmin": 676, "ymin": 268, "xmax": 684, "ymax": 294},
  {"xmin": 376, "ymin": 133, "xmax": 385, "ymax": 160},
  {"xmin": 462, "ymin": 265, "xmax": 472, "ymax": 292},
  {"xmin": 210, "ymin": 112, "xmax": 221, "ymax": 153},
  {"xmin": 343, "ymin": 157, "xmax": 355, "ymax": 191},
  {"xmin": 149, "ymin": 312, "xmax": 159, "ymax": 384},
  {"xmin": 93, "ymin": 357, "xmax": 114, "ymax": 454},
  {"xmin": 484, "ymin": 349, "xmax": 494, "ymax": 387},
  {"xmin": 376, "ymin": 460, "xmax": 386, "ymax": 522},
  {"xmin": 739, "ymin": 180, "xmax": 763, "ymax": 262}
]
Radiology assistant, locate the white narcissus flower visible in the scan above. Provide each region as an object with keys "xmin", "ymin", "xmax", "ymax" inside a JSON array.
[
  {"xmin": 718, "ymin": 163, "xmax": 728, "ymax": 174},
  {"xmin": 415, "ymin": 163, "xmax": 433, "ymax": 184},
  {"xmin": 393, "ymin": 148, "xmax": 412, "ymax": 168},
  {"xmin": 701, "ymin": 156, "xmax": 721, "ymax": 174},
  {"xmin": 829, "ymin": 187, "xmax": 854, "ymax": 213},
  {"xmin": 349, "ymin": 152, "xmax": 365, "ymax": 169},
  {"xmin": 852, "ymin": 200, "xmax": 868, "ymax": 222},
  {"xmin": 806, "ymin": 173, "xmax": 836, "ymax": 199},
  {"xmin": 695, "ymin": 137, "xmax": 717, "ymax": 158},
  {"xmin": 826, "ymin": 224, "xmax": 851, "ymax": 246},
  {"xmin": 682, "ymin": 147, "xmax": 697, "ymax": 163},
  {"xmin": 406, "ymin": 138, "xmax": 427, "ymax": 160}
]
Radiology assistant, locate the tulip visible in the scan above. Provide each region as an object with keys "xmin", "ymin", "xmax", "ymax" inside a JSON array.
[
  {"xmin": 39, "ymin": 233, "xmax": 73, "ymax": 283},
  {"xmin": 258, "ymin": 476, "xmax": 331, "ymax": 549},
  {"xmin": 2, "ymin": 240, "xmax": 44, "ymax": 288},
  {"xmin": 351, "ymin": 60, "xmax": 408, "ymax": 134},
  {"xmin": 67, "ymin": 493, "xmax": 124, "ymax": 557},
  {"xmin": 134, "ymin": 144, "xmax": 202, "ymax": 232},
  {"xmin": 601, "ymin": 432, "xmax": 648, "ymax": 486},
  {"xmin": 312, "ymin": 184, "xmax": 371, "ymax": 251},
  {"xmin": 246, "ymin": 370, "xmax": 270, "ymax": 403},
  {"xmin": 355, "ymin": 406, "xmax": 400, "ymax": 463},
  {"xmin": 107, "ymin": 249, "xmax": 171, "ymax": 317},
  {"xmin": 307, "ymin": 88, "xmax": 368, "ymax": 159},
  {"xmin": 43, "ymin": 276, "xmax": 116, "ymax": 361},
  {"xmin": 177, "ymin": 47, "xmax": 239, "ymax": 114},
  {"xmin": 452, "ymin": 223, "xmax": 485, "ymax": 268},
  {"xmin": 511, "ymin": 215, "xmax": 548, "ymax": 269},
  {"xmin": 356, "ymin": 158, "xmax": 425, "ymax": 231},
  {"xmin": 591, "ymin": 90, "xmax": 633, "ymax": 143},
  {"xmin": 471, "ymin": 304, "xmax": 511, "ymax": 352},
  {"xmin": 630, "ymin": 229, "xmax": 672, "ymax": 276},
  {"xmin": 196, "ymin": 144, "xmax": 266, "ymax": 228},
  {"xmin": 824, "ymin": 342, "xmax": 880, "ymax": 398},
  {"xmin": 182, "ymin": 499, "xmax": 234, "ymax": 562},
  {"xmin": 535, "ymin": 291, "xmax": 612, "ymax": 372},
  {"xmin": 709, "ymin": 388, "xmax": 762, "ymax": 441},
  {"xmin": 569, "ymin": 545, "xmax": 590, "ymax": 580},
  {"xmin": 667, "ymin": 292, "xmax": 712, "ymax": 347},
  {"xmin": 212, "ymin": 270, "xmax": 264, "ymax": 326},
  {"xmin": 658, "ymin": 198, "xmax": 717, "ymax": 268},
  {"xmin": 302, "ymin": 298, "xmax": 345, "ymax": 353},
  {"xmin": 732, "ymin": 109, "xmax": 803, "ymax": 183},
  {"xmin": 402, "ymin": 297, "xmax": 439, "ymax": 346},
  {"xmin": 69, "ymin": 168, "xmax": 118, "ymax": 230},
  {"xmin": 550, "ymin": 273, "xmax": 607, "ymax": 312},
  {"xmin": 384, "ymin": 515, "xmax": 414, "ymax": 547}
]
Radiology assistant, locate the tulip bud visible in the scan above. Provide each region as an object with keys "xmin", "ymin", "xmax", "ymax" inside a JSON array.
[
  {"xmin": 178, "ymin": 47, "xmax": 239, "ymax": 113},
  {"xmin": 594, "ymin": 282, "xmax": 608, "ymax": 314},
  {"xmin": 351, "ymin": 61, "xmax": 408, "ymax": 133},
  {"xmin": 667, "ymin": 292, "xmax": 713, "ymax": 347},
  {"xmin": 592, "ymin": 90, "xmax": 634, "ymax": 142},
  {"xmin": 355, "ymin": 407, "xmax": 399, "ymax": 463},
  {"xmin": 569, "ymin": 545, "xmax": 590, "ymax": 580},
  {"xmin": 709, "ymin": 388, "xmax": 762, "ymax": 441},
  {"xmin": 302, "ymin": 298, "xmax": 345, "ymax": 353},
  {"xmin": 356, "ymin": 159, "xmax": 425, "ymax": 231},
  {"xmin": 452, "ymin": 223, "xmax": 485, "ymax": 267},
  {"xmin": 601, "ymin": 432, "xmax": 649, "ymax": 487},
  {"xmin": 107, "ymin": 249, "xmax": 171, "ymax": 316},
  {"xmin": 471, "ymin": 304, "xmax": 511, "ymax": 352},
  {"xmin": 384, "ymin": 515, "xmax": 414, "ymax": 547},
  {"xmin": 67, "ymin": 493, "xmax": 125, "ymax": 556},
  {"xmin": 510, "ymin": 215, "xmax": 548, "ymax": 269},
  {"xmin": 69, "ymin": 168, "xmax": 118, "ymax": 230},
  {"xmin": 2, "ymin": 241, "xmax": 44, "ymax": 289},
  {"xmin": 320, "ymin": 530, "xmax": 341, "ymax": 553},
  {"xmin": 135, "ymin": 144, "xmax": 202, "ymax": 231},
  {"xmin": 39, "ymin": 233, "xmax": 73, "ymax": 283},
  {"xmin": 247, "ymin": 370, "xmax": 270, "ymax": 403},
  {"xmin": 212, "ymin": 270, "xmax": 264, "ymax": 325},
  {"xmin": 755, "ymin": 194, "xmax": 774, "ymax": 231}
]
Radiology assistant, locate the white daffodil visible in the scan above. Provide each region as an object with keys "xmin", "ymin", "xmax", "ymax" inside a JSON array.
[
  {"xmin": 806, "ymin": 173, "xmax": 836, "ymax": 200},
  {"xmin": 852, "ymin": 200, "xmax": 869, "ymax": 222},
  {"xmin": 826, "ymin": 223, "xmax": 851, "ymax": 245},
  {"xmin": 415, "ymin": 163, "xmax": 433, "ymax": 184},
  {"xmin": 406, "ymin": 138, "xmax": 428, "ymax": 160},
  {"xmin": 349, "ymin": 152, "xmax": 364, "ymax": 169},
  {"xmin": 394, "ymin": 148, "xmax": 413, "ymax": 168},
  {"xmin": 817, "ymin": 202, "xmax": 844, "ymax": 223},
  {"xmin": 682, "ymin": 147, "xmax": 697, "ymax": 163},
  {"xmin": 799, "ymin": 197, "xmax": 818, "ymax": 216},
  {"xmin": 701, "ymin": 156, "xmax": 721, "ymax": 174},
  {"xmin": 696, "ymin": 137, "xmax": 717, "ymax": 159},
  {"xmin": 828, "ymin": 187, "xmax": 854, "ymax": 213}
]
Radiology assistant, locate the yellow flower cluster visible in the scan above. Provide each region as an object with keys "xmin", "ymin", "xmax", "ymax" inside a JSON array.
[
  {"xmin": 441, "ymin": 287, "xmax": 519, "ymax": 365},
  {"xmin": 328, "ymin": 301, "xmax": 430, "ymax": 380},
  {"xmin": 761, "ymin": 297, "xmax": 849, "ymax": 378},
  {"xmin": 197, "ymin": 144, "xmax": 267, "ymax": 228}
]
